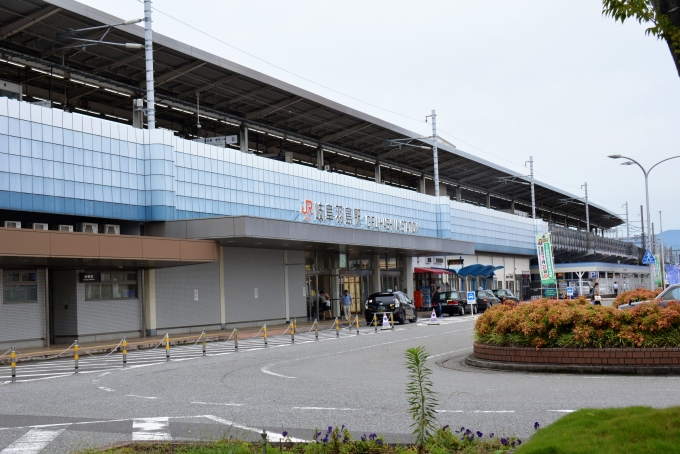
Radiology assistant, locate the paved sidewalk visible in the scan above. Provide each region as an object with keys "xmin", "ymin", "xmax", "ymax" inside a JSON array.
[{"xmin": 0, "ymin": 317, "xmax": 348, "ymax": 366}]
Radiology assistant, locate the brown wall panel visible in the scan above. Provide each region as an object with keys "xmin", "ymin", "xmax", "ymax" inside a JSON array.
[
  {"xmin": 50, "ymin": 232, "xmax": 100, "ymax": 257},
  {"xmin": 179, "ymin": 240, "xmax": 219, "ymax": 261},
  {"xmin": 142, "ymin": 238, "xmax": 182, "ymax": 260},
  {"xmin": 99, "ymin": 235, "xmax": 144, "ymax": 259},
  {"xmin": 0, "ymin": 229, "xmax": 51, "ymax": 256}
]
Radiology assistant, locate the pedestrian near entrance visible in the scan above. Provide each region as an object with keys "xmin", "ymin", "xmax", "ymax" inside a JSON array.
[
  {"xmin": 341, "ymin": 289, "xmax": 352, "ymax": 321},
  {"xmin": 591, "ymin": 282, "xmax": 601, "ymax": 305},
  {"xmin": 433, "ymin": 286, "xmax": 442, "ymax": 318},
  {"xmin": 613, "ymin": 281, "xmax": 619, "ymax": 297}
]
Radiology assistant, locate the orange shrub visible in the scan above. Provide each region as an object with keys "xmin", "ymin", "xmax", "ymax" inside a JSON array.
[{"xmin": 474, "ymin": 298, "xmax": 680, "ymax": 348}]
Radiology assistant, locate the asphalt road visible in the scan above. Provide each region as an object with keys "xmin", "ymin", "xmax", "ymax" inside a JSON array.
[{"xmin": 1, "ymin": 314, "xmax": 679, "ymax": 453}]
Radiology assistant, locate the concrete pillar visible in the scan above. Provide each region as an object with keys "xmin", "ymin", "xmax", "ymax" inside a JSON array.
[
  {"xmin": 510, "ymin": 200, "xmax": 515, "ymax": 213},
  {"xmin": 239, "ymin": 124, "xmax": 249, "ymax": 153},
  {"xmin": 44, "ymin": 267, "xmax": 50, "ymax": 347},
  {"xmin": 317, "ymin": 145, "xmax": 324, "ymax": 170},
  {"xmin": 418, "ymin": 174, "xmax": 426, "ymax": 194},
  {"xmin": 372, "ymin": 255, "xmax": 381, "ymax": 293},
  {"xmin": 404, "ymin": 257, "xmax": 414, "ymax": 300},
  {"xmin": 375, "ymin": 160, "xmax": 381, "ymax": 184},
  {"xmin": 486, "ymin": 193, "xmax": 491, "ymax": 208},
  {"xmin": 284, "ymin": 250, "xmax": 290, "ymax": 322},
  {"xmin": 456, "ymin": 186, "xmax": 462, "ymax": 202},
  {"xmin": 143, "ymin": 269, "xmax": 157, "ymax": 336},
  {"xmin": 219, "ymin": 247, "xmax": 226, "ymax": 329}
]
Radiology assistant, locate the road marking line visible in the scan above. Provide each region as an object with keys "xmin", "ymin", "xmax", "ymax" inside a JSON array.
[
  {"xmin": 428, "ymin": 347, "xmax": 472, "ymax": 359},
  {"xmin": 0, "ymin": 428, "xmax": 64, "ymax": 453},
  {"xmin": 132, "ymin": 417, "xmax": 171, "ymax": 441},
  {"xmin": 261, "ymin": 365, "xmax": 295, "ymax": 379},
  {"xmin": 436, "ymin": 410, "xmax": 464, "ymax": 413},
  {"xmin": 98, "ymin": 386, "xmax": 115, "ymax": 392},
  {"xmin": 126, "ymin": 395, "xmax": 158, "ymax": 399},
  {"xmin": 472, "ymin": 411, "xmax": 515, "ymax": 413},
  {"xmin": 292, "ymin": 407, "xmax": 356, "ymax": 411},
  {"xmin": 203, "ymin": 415, "xmax": 305, "ymax": 442},
  {"xmin": 547, "ymin": 410, "xmax": 575, "ymax": 413},
  {"xmin": 191, "ymin": 402, "xmax": 243, "ymax": 406}
]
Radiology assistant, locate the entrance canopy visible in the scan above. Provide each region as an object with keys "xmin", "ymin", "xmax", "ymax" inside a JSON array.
[
  {"xmin": 414, "ymin": 267, "xmax": 455, "ymax": 275},
  {"xmin": 457, "ymin": 264, "xmax": 504, "ymax": 278}
]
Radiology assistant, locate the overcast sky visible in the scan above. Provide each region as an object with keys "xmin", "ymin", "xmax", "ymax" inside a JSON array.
[{"xmin": 82, "ymin": 0, "xmax": 680, "ymax": 237}]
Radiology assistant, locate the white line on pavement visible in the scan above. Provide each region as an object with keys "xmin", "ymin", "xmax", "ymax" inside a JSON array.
[
  {"xmin": 126, "ymin": 395, "xmax": 158, "ymax": 399},
  {"xmin": 473, "ymin": 411, "xmax": 515, "ymax": 413},
  {"xmin": 261, "ymin": 365, "xmax": 295, "ymax": 379},
  {"xmin": 98, "ymin": 387, "xmax": 115, "ymax": 392},
  {"xmin": 203, "ymin": 415, "xmax": 305, "ymax": 442},
  {"xmin": 132, "ymin": 417, "xmax": 171, "ymax": 441},
  {"xmin": 191, "ymin": 402, "xmax": 243, "ymax": 406},
  {"xmin": 0, "ymin": 429, "xmax": 64, "ymax": 453},
  {"xmin": 547, "ymin": 410, "xmax": 575, "ymax": 413},
  {"xmin": 428, "ymin": 347, "xmax": 473, "ymax": 359},
  {"xmin": 293, "ymin": 407, "xmax": 356, "ymax": 411}
]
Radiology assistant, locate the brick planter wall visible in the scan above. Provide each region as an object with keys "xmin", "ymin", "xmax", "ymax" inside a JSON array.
[{"xmin": 473, "ymin": 343, "xmax": 680, "ymax": 366}]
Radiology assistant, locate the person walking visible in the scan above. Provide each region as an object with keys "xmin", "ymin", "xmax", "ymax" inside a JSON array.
[
  {"xmin": 433, "ymin": 286, "xmax": 442, "ymax": 317},
  {"xmin": 341, "ymin": 289, "xmax": 352, "ymax": 322},
  {"xmin": 613, "ymin": 281, "xmax": 619, "ymax": 297},
  {"xmin": 591, "ymin": 282, "xmax": 601, "ymax": 305}
]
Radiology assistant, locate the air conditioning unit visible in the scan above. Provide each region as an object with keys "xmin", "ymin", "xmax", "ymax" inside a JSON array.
[
  {"xmin": 4, "ymin": 221, "xmax": 21, "ymax": 229},
  {"xmin": 323, "ymin": 164, "xmax": 331, "ymax": 172},
  {"xmin": 32, "ymin": 223, "xmax": 48, "ymax": 230},
  {"xmin": 77, "ymin": 222, "xmax": 98, "ymax": 233},
  {"xmin": 57, "ymin": 225, "xmax": 74, "ymax": 232},
  {"xmin": 101, "ymin": 224, "xmax": 120, "ymax": 235}
]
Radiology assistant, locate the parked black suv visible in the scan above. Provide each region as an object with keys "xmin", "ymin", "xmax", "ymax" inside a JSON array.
[
  {"xmin": 476, "ymin": 290, "xmax": 500, "ymax": 311},
  {"xmin": 364, "ymin": 291, "xmax": 418, "ymax": 325},
  {"xmin": 435, "ymin": 291, "xmax": 468, "ymax": 316},
  {"xmin": 492, "ymin": 289, "xmax": 519, "ymax": 304}
]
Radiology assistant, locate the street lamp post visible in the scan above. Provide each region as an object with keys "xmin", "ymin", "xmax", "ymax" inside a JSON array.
[{"xmin": 608, "ymin": 154, "xmax": 680, "ymax": 289}]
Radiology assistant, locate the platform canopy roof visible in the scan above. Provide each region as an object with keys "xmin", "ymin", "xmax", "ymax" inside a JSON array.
[{"xmin": 0, "ymin": 0, "xmax": 623, "ymax": 229}]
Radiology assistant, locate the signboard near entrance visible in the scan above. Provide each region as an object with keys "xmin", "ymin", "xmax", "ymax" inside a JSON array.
[
  {"xmin": 535, "ymin": 233, "xmax": 556, "ymax": 285},
  {"xmin": 79, "ymin": 272, "xmax": 99, "ymax": 282},
  {"xmin": 467, "ymin": 291, "xmax": 476, "ymax": 303}
]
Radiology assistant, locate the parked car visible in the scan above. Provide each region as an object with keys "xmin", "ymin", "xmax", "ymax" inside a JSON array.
[
  {"xmin": 364, "ymin": 291, "xmax": 418, "ymax": 324},
  {"xmin": 618, "ymin": 284, "xmax": 680, "ymax": 310},
  {"xmin": 435, "ymin": 290, "xmax": 469, "ymax": 316},
  {"xmin": 476, "ymin": 290, "xmax": 500, "ymax": 311},
  {"xmin": 492, "ymin": 289, "xmax": 519, "ymax": 304}
]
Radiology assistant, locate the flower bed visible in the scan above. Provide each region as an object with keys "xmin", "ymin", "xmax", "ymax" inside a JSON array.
[
  {"xmin": 474, "ymin": 298, "xmax": 680, "ymax": 348},
  {"xmin": 612, "ymin": 288, "xmax": 662, "ymax": 308}
]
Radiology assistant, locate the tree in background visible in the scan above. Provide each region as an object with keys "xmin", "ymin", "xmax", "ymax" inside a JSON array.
[{"xmin": 603, "ymin": 0, "xmax": 680, "ymax": 76}]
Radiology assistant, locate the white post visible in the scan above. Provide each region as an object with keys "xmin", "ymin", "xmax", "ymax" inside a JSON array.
[
  {"xmin": 583, "ymin": 182, "xmax": 590, "ymax": 232},
  {"xmin": 144, "ymin": 0, "xmax": 155, "ymax": 129},
  {"xmin": 660, "ymin": 211, "xmax": 666, "ymax": 288},
  {"xmin": 431, "ymin": 110, "xmax": 439, "ymax": 198}
]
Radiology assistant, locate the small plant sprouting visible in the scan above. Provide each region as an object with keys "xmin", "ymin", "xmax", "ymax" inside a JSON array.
[{"xmin": 405, "ymin": 346, "xmax": 438, "ymax": 454}]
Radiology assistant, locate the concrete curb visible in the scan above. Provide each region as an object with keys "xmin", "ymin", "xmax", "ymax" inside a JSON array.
[{"xmin": 464, "ymin": 354, "xmax": 680, "ymax": 375}]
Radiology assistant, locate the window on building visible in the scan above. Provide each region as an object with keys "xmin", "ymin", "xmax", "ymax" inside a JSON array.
[
  {"xmin": 3, "ymin": 271, "xmax": 38, "ymax": 302},
  {"xmin": 85, "ymin": 271, "xmax": 138, "ymax": 300}
]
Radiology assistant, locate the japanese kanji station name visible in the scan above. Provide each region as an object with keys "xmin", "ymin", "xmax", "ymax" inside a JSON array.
[{"xmin": 300, "ymin": 199, "xmax": 418, "ymax": 234}]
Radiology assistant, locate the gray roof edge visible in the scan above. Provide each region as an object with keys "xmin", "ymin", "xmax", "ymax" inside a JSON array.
[{"xmin": 47, "ymin": 0, "xmax": 620, "ymax": 222}]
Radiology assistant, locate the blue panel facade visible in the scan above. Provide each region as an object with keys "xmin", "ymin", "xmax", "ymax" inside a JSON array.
[{"xmin": 0, "ymin": 98, "xmax": 544, "ymax": 255}]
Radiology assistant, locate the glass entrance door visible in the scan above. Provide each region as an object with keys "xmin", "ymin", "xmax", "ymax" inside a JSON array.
[{"xmin": 381, "ymin": 276, "xmax": 399, "ymax": 292}]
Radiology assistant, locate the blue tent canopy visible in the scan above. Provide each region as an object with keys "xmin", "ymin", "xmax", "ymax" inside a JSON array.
[{"xmin": 457, "ymin": 264, "xmax": 504, "ymax": 278}]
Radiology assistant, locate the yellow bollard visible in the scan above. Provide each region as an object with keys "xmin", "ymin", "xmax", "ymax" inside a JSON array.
[
  {"xmin": 390, "ymin": 313, "xmax": 394, "ymax": 329},
  {"xmin": 10, "ymin": 347, "xmax": 16, "ymax": 383},
  {"xmin": 74, "ymin": 340, "xmax": 79, "ymax": 373},
  {"xmin": 234, "ymin": 329, "xmax": 238, "ymax": 351},
  {"xmin": 122, "ymin": 337, "xmax": 127, "ymax": 367},
  {"xmin": 291, "ymin": 321, "xmax": 295, "ymax": 343},
  {"xmin": 335, "ymin": 317, "xmax": 339, "ymax": 338},
  {"xmin": 373, "ymin": 314, "xmax": 378, "ymax": 332},
  {"xmin": 263, "ymin": 324, "xmax": 268, "ymax": 347},
  {"xmin": 355, "ymin": 314, "xmax": 360, "ymax": 335},
  {"xmin": 165, "ymin": 333, "xmax": 170, "ymax": 361},
  {"xmin": 314, "ymin": 319, "xmax": 318, "ymax": 340},
  {"xmin": 201, "ymin": 330, "xmax": 206, "ymax": 356}
]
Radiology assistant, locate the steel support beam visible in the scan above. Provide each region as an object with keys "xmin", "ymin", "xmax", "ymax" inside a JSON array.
[{"xmin": 0, "ymin": 5, "xmax": 61, "ymax": 41}]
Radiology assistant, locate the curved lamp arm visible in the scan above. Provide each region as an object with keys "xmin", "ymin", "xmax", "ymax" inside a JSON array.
[
  {"xmin": 649, "ymin": 155, "xmax": 680, "ymax": 175},
  {"xmin": 617, "ymin": 155, "xmax": 647, "ymax": 177}
]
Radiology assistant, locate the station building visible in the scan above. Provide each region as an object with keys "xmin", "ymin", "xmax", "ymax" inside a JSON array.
[{"xmin": 0, "ymin": 0, "xmax": 628, "ymax": 348}]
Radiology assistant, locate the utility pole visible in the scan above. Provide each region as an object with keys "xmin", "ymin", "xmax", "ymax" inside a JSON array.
[
  {"xmin": 144, "ymin": 0, "xmax": 155, "ymax": 129},
  {"xmin": 428, "ymin": 110, "xmax": 439, "ymax": 197},
  {"xmin": 660, "ymin": 211, "xmax": 666, "ymax": 287},
  {"xmin": 581, "ymin": 183, "xmax": 590, "ymax": 232},
  {"xmin": 623, "ymin": 202, "xmax": 629, "ymax": 239},
  {"xmin": 640, "ymin": 205, "xmax": 646, "ymax": 251}
]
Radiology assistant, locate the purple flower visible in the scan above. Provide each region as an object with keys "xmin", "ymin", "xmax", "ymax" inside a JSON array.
[
  {"xmin": 489, "ymin": 433, "xmax": 494, "ymax": 438},
  {"xmin": 534, "ymin": 422, "xmax": 540, "ymax": 430},
  {"xmin": 375, "ymin": 439, "xmax": 383, "ymax": 446},
  {"xmin": 476, "ymin": 431, "xmax": 483, "ymax": 438},
  {"xmin": 501, "ymin": 438, "xmax": 508, "ymax": 446},
  {"xmin": 341, "ymin": 425, "xmax": 345, "ymax": 430},
  {"xmin": 282, "ymin": 431, "xmax": 288, "ymax": 437},
  {"xmin": 322, "ymin": 436, "xmax": 328, "ymax": 444},
  {"xmin": 511, "ymin": 441, "xmax": 516, "ymax": 447},
  {"xmin": 327, "ymin": 426, "xmax": 333, "ymax": 433},
  {"xmin": 518, "ymin": 440, "xmax": 522, "ymax": 445},
  {"xmin": 315, "ymin": 432, "xmax": 321, "ymax": 439},
  {"xmin": 442, "ymin": 425, "xmax": 449, "ymax": 431},
  {"xmin": 361, "ymin": 435, "xmax": 366, "ymax": 442}
]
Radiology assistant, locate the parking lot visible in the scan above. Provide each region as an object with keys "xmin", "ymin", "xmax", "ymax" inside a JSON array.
[{"xmin": 1, "ymin": 312, "xmax": 678, "ymax": 453}]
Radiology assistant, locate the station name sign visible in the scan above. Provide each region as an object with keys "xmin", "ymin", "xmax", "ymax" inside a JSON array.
[{"xmin": 300, "ymin": 199, "xmax": 418, "ymax": 234}]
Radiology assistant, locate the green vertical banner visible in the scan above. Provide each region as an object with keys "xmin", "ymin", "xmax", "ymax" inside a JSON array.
[{"xmin": 536, "ymin": 233, "xmax": 556, "ymax": 286}]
